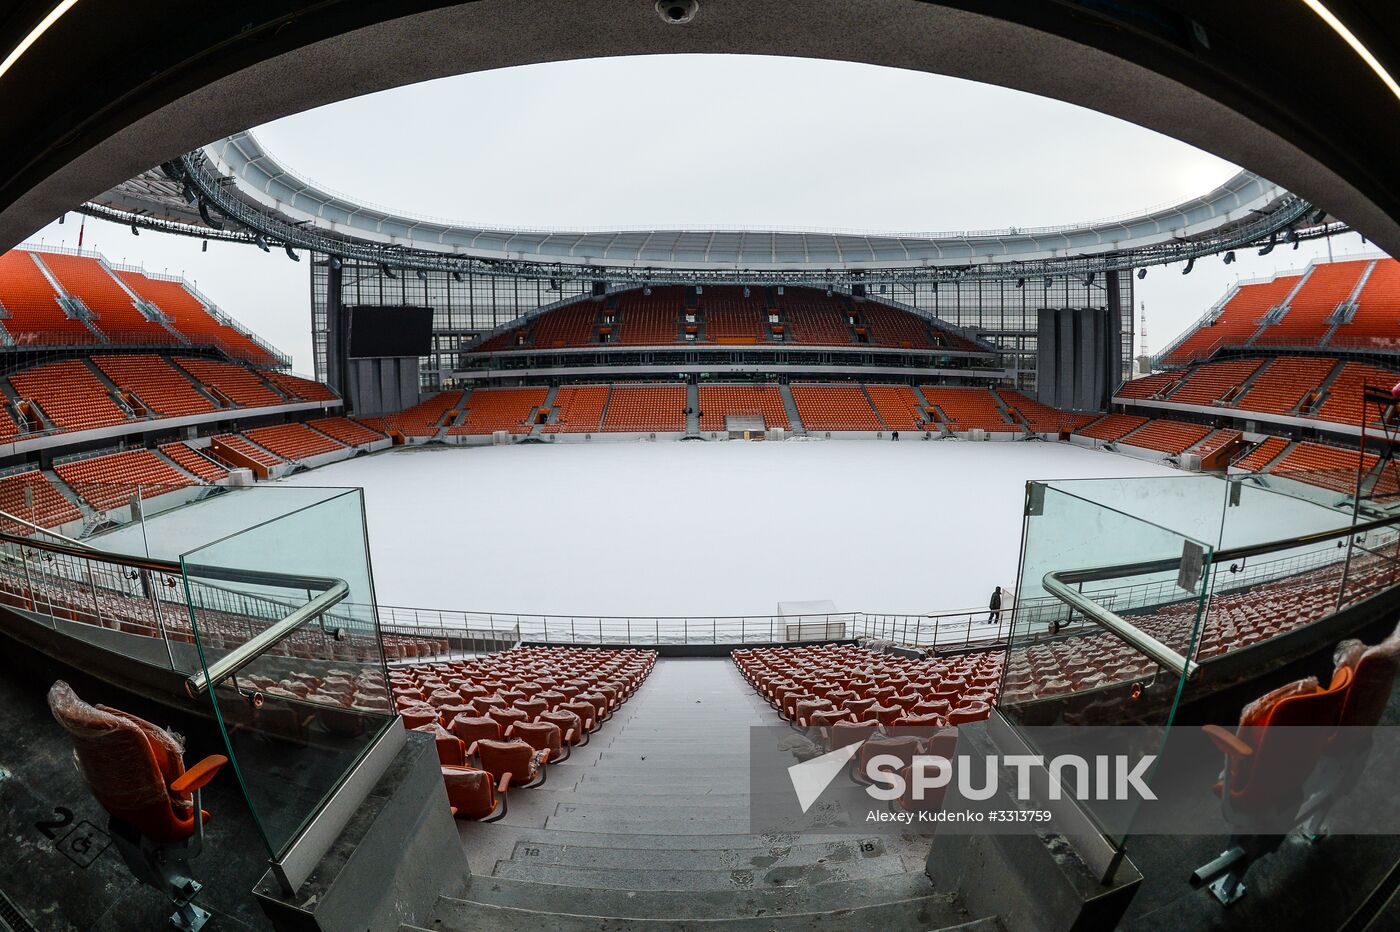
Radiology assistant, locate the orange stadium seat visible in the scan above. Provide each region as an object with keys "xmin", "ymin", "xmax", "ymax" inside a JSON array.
[
  {"xmin": 40, "ymin": 253, "xmax": 174, "ymax": 343},
  {"xmin": 862, "ymin": 384, "xmax": 926, "ymax": 431},
  {"xmin": 211, "ymin": 434, "xmax": 285, "ymax": 470},
  {"xmin": 0, "ymin": 251, "xmax": 100, "ymax": 345},
  {"xmin": 1117, "ymin": 418, "xmax": 1213, "ymax": 455},
  {"xmin": 173, "ymin": 357, "xmax": 283, "ymax": 408},
  {"xmin": 1253, "ymin": 260, "xmax": 1368, "ymax": 347},
  {"xmin": 10, "ymin": 359, "xmax": 130, "ymax": 432},
  {"xmin": 617, "ymin": 289, "xmax": 683, "ymax": 345},
  {"xmin": 697, "ymin": 384, "xmax": 790, "ymax": 431},
  {"xmin": 1116, "ymin": 371, "xmax": 1187, "ymax": 400},
  {"xmin": 262, "ymin": 370, "xmax": 339, "ymax": 402},
  {"xmin": 1330, "ymin": 258, "xmax": 1400, "ymax": 351},
  {"xmin": 55, "ymin": 450, "xmax": 195, "ymax": 510},
  {"xmin": 307, "ymin": 416, "xmax": 387, "ymax": 447},
  {"xmin": 544, "ymin": 385, "xmax": 610, "ymax": 433},
  {"xmin": 1234, "ymin": 357, "xmax": 1340, "ymax": 416},
  {"xmin": 383, "ymin": 391, "xmax": 464, "ymax": 437},
  {"xmin": 448, "ymin": 387, "xmax": 549, "ymax": 435},
  {"xmin": 1074, "ymin": 413, "xmax": 1149, "ymax": 442},
  {"xmin": 1168, "ymin": 358, "xmax": 1266, "ymax": 407},
  {"xmin": 920, "ymin": 386, "xmax": 1014, "ymax": 432},
  {"xmin": 158, "ymin": 442, "xmax": 229, "ymax": 482},
  {"xmin": 242, "ymin": 423, "xmax": 348, "ymax": 462},
  {"xmin": 94, "ymin": 354, "xmax": 217, "ymax": 417},
  {"xmin": 0, "ymin": 469, "xmax": 83, "ymax": 531},
  {"xmin": 115, "ymin": 269, "xmax": 281, "ymax": 366},
  {"xmin": 1161, "ymin": 274, "xmax": 1301, "ymax": 365},
  {"xmin": 1235, "ymin": 437, "xmax": 1290, "ymax": 472},
  {"xmin": 789, "ymin": 384, "xmax": 882, "ymax": 431},
  {"xmin": 997, "ymin": 390, "xmax": 1098, "ymax": 433},
  {"xmin": 600, "ymin": 384, "xmax": 686, "ymax": 432}
]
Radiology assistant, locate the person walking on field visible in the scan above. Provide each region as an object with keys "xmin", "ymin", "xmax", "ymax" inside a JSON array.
[{"xmin": 987, "ymin": 586, "xmax": 1002, "ymax": 625}]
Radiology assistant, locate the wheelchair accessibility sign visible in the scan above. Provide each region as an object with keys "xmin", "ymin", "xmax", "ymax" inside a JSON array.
[{"xmin": 35, "ymin": 806, "xmax": 112, "ymax": 868}]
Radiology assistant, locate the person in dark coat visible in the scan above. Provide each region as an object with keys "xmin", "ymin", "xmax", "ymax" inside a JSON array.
[{"xmin": 988, "ymin": 586, "xmax": 1002, "ymax": 624}]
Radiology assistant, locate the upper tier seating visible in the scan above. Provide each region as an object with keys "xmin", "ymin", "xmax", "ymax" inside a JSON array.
[
  {"xmin": 1235, "ymin": 357, "xmax": 1340, "ymax": 416},
  {"xmin": 0, "ymin": 251, "xmax": 98, "ymax": 345},
  {"xmin": 94, "ymin": 354, "xmax": 217, "ymax": 417},
  {"xmin": 600, "ymin": 384, "xmax": 686, "ymax": 432},
  {"xmin": 997, "ymin": 390, "xmax": 1098, "ymax": 433},
  {"xmin": 55, "ymin": 450, "xmax": 194, "ymax": 510},
  {"xmin": 174, "ymin": 357, "xmax": 282, "ymax": 408},
  {"xmin": 115, "ymin": 269, "xmax": 280, "ymax": 366},
  {"xmin": 39, "ymin": 253, "xmax": 173, "ymax": 343},
  {"xmin": 384, "ymin": 391, "xmax": 464, "ymax": 437},
  {"xmin": 262, "ymin": 370, "xmax": 338, "ymax": 403},
  {"xmin": 448, "ymin": 387, "xmax": 549, "ymax": 435},
  {"xmin": 543, "ymin": 385, "xmax": 609, "ymax": 434},
  {"xmin": 242, "ymin": 424, "xmax": 347, "ymax": 462},
  {"xmin": 0, "ymin": 469, "xmax": 83, "ymax": 532},
  {"xmin": 535, "ymin": 303, "xmax": 599, "ymax": 349},
  {"xmin": 618, "ymin": 289, "xmax": 682, "ymax": 345},
  {"xmin": 1116, "ymin": 371, "xmax": 1186, "ymax": 400},
  {"xmin": 702, "ymin": 288, "xmax": 767, "ymax": 343},
  {"xmin": 1074, "ymin": 413, "xmax": 1149, "ymax": 442},
  {"xmin": 10, "ymin": 360, "xmax": 129, "ymax": 432},
  {"xmin": 1168, "ymin": 358, "xmax": 1265, "ymax": 407},
  {"xmin": 1330, "ymin": 258, "xmax": 1400, "ymax": 350},
  {"xmin": 782, "ymin": 295, "xmax": 852, "ymax": 345},
  {"xmin": 698, "ymin": 384, "xmax": 791, "ymax": 431},
  {"xmin": 862, "ymin": 384, "xmax": 925, "ymax": 432},
  {"xmin": 1118, "ymin": 418, "xmax": 1213, "ymax": 455},
  {"xmin": 1253, "ymin": 260, "xmax": 1369, "ymax": 347},
  {"xmin": 859, "ymin": 303, "xmax": 934, "ymax": 349},
  {"xmin": 159, "ymin": 442, "xmax": 229, "ymax": 483},
  {"xmin": 1161, "ymin": 274, "xmax": 1301, "ymax": 365},
  {"xmin": 919, "ymin": 386, "xmax": 1014, "ymax": 432},
  {"xmin": 789, "ymin": 384, "xmax": 883, "ymax": 431},
  {"xmin": 1235, "ymin": 437, "xmax": 1290, "ymax": 472},
  {"xmin": 307, "ymin": 416, "xmax": 386, "ymax": 448}
]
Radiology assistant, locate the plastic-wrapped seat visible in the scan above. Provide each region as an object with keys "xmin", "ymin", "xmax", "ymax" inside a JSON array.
[
  {"xmin": 558, "ymin": 700, "xmax": 599, "ymax": 734},
  {"xmin": 469, "ymin": 737, "xmax": 547, "ymax": 789},
  {"xmin": 486, "ymin": 706, "xmax": 528, "ymax": 731},
  {"xmin": 510, "ymin": 720, "xmax": 569, "ymax": 762},
  {"xmin": 448, "ymin": 714, "xmax": 501, "ymax": 748},
  {"xmin": 414, "ymin": 722, "xmax": 467, "ymax": 766},
  {"xmin": 539, "ymin": 708, "xmax": 588, "ymax": 747},
  {"xmin": 49, "ymin": 681, "xmax": 227, "ymax": 932}
]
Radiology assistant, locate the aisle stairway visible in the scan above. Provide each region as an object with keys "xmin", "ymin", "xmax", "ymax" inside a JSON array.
[{"xmin": 412, "ymin": 658, "xmax": 981, "ymax": 930}]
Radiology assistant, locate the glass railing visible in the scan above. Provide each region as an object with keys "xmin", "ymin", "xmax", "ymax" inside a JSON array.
[{"xmin": 179, "ymin": 487, "xmax": 394, "ymax": 868}]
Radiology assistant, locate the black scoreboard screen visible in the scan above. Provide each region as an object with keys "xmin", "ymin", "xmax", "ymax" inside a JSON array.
[{"xmin": 347, "ymin": 305, "xmax": 434, "ymax": 358}]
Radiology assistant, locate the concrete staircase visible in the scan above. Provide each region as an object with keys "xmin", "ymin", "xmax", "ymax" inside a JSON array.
[
  {"xmin": 686, "ymin": 382, "xmax": 700, "ymax": 435},
  {"xmin": 529, "ymin": 385, "xmax": 560, "ymax": 438},
  {"xmin": 412, "ymin": 659, "xmax": 976, "ymax": 931},
  {"xmin": 778, "ymin": 384, "xmax": 805, "ymax": 434}
]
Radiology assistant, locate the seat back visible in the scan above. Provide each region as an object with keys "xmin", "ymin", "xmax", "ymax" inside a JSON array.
[
  {"xmin": 48, "ymin": 681, "xmax": 199, "ymax": 844},
  {"xmin": 1338, "ymin": 626, "xmax": 1400, "ymax": 729},
  {"xmin": 1229, "ymin": 668, "xmax": 1351, "ymax": 815}
]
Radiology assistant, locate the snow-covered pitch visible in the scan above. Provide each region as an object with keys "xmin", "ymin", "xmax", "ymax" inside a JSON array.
[{"xmin": 271, "ymin": 439, "xmax": 1179, "ymax": 618}]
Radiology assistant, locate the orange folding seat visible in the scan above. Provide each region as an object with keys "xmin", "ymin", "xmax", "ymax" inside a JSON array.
[
  {"xmin": 535, "ymin": 689, "xmax": 567, "ymax": 710},
  {"xmin": 472, "ymin": 695, "xmax": 507, "ymax": 713},
  {"xmin": 857, "ymin": 735, "xmax": 923, "ymax": 783},
  {"xmin": 470, "ymin": 737, "xmax": 547, "ymax": 789},
  {"xmin": 947, "ymin": 701, "xmax": 992, "ymax": 725},
  {"xmin": 441, "ymin": 765, "xmax": 507, "ymax": 822},
  {"xmin": 435, "ymin": 702, "xmax": 475, "ymax": 726},
  {"xmin": 870, "ymin": 703, "xmax": 904, "ymax": 725},
  {"xmin": 843, "ymin": 697, "xmax": 877, "ymax": 720},
  {"xmin": 575, "ymin": 691, "xmax": 612, "ymax": 721},
  {"xmin": 558, "ymin": 700, "xmax": 599, "ymax": 733},
  {"xmin": 401, "ymin": 706, "xmax": 438, "ymax": 730},
  {"xmin": 486, "ymin": 706, "xmax": 528, "ymax": 732},
  {"xmin": 514, "ymin": 697, "xmax": 548, "ymax": 720},
  {"xmin": 539, "ymin": 708, "xmax": 587, "ymax": 746},
  {"xmin": 826, "ymin": 720, "xmax": 879, "ymax": 751},
  {"xmin": 449, "ymin": 714, "xmax": 500, "ymax": 748},
  {"xmin": 498, "ymin": 688, "xmax": 527, "ymax": 706},
  {"xmin": 893, "ymin": 713, "xmax": 947, "ymax": 729},
  {"xmin": 414, "ymin": 722, "xmax": 467, "ymax": 767},
  {"xmin": 806, "ymin": 708, "xmax": 851, "ymax": 728},
  {"xmin": 510, "ymin": 720, "xmax": 568, "ymax": 762}
]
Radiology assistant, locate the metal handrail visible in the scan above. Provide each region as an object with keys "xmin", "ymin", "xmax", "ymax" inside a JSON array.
[
  {"xmin": 184, "ymin": 579, "xmax": 350, "ymax": 696},
  {"xmin": 1039, "ymin": 508, "xmax": 1400, "ymax": 679},
  {"xmin": 1043, "ymin": 572, "xmax": 1200, "ymax": 679}
]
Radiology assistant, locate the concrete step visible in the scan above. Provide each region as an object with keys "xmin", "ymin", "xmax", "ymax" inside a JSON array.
[
  {"xmin": 520, "ymin": 792, "xmax": 749, "ymax": 810},
  {"xmin": 505, "ymin": 836, "xmax": 888, "ymax": 871},
  {"xmin": 426, "ymin": 872, "xmax": 975, "ymax": 929},
  {"xmin": 501, "ymin": 830, "xmax": 865, "ymax": 852},
  {"xmin": 492, "ymin": 852, "xmax": 906, "ymax": 892},
  {"xmin": 542, "ymin": 812, "xmax": 856, "ymax": 834}
]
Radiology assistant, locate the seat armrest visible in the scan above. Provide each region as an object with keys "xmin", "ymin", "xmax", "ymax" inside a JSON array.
[
  {"xmin": 170, "ymin": 755, "xmax": 229, "ymax": 794},
  {"xmin": 466, "ymin": 740, "xmax": 480, "ymax": 758},
  {"xmin": 1202, "ymin": 724, "xmax": 1253, "ymax": 759},
  {"xmin": 498, "ymin": 771, "xmax": 513, "ymax": 794},
  {"xmin": 565, "ymin": 727, "xmax": 576, "ymax": 745}
]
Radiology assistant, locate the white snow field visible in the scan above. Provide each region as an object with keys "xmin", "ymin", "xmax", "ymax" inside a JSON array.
[{"xmin": 245, "ymin": 439, "xmax": 1189, "ymax": 618}]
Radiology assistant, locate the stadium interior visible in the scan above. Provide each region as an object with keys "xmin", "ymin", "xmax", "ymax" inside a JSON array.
[{"xmin": 0, "ymin": 3, "xmax": 1398, "ymax": 932}]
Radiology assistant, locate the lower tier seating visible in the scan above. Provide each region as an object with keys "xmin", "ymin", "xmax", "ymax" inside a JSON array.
[
  {"xmin": 242, "ymin": 423, "xmax": 348, "ymax": 462},
  {"xmin": 698, "ymin": 384, "xmax": 790, "ymax": 432},
  {"xmin": 55, "ymin": 450, "xmax": 194, "ymax": 511},
  {"xmin": 789, "ymin": 384, "xmax": 883, "ymax": 431},
  {"xmin": 384, "ymin": 391, "xmax": 465, "ymax": 437},
  {"xmin": 448, "ymin": 387, "xmax": 549, "ymax": 435},
  {"xmin": 1117, "ymin": 418, "xmax": 1213, "ymax": 455},
  {"xmin": 544, "ymin": 385, "xmax": 609, "ymax": 434},
  {"xmin": 1074, "ymin": 413, "xmax": 1149, "ymax": 442},
  {"xmin": 307, "ymin": 416, "xmax": 387, "ymax": 448},
  {"xmin": 600, "ymin": 384, "xmax": 686, "ymax": 432},
  {"xmin": 0, "ymin": 470, "xmax": 83, "ymax": 532},
  {"xmin": 919, "ymin": 386, "xmax": 1014, "ymax": 432},
  {"xmin": 159, "ymin": 442, "xmax": 229, "ymax": 482}
]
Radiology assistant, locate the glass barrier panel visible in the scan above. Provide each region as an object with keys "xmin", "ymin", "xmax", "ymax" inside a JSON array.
[
  {"xmin": 1003, "ymin": 481, "xmax": 1213, "ymax": 848},
  {"xmin": 180, "ymin": 487, "xmax": 393, "ymax": 861}
]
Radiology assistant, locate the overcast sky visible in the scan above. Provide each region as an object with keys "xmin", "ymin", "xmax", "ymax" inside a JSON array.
[{"xmin": 26, "ymin": 55, "xmax": 1388, "ymax": 372}]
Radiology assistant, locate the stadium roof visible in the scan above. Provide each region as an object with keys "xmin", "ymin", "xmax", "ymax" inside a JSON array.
[{"xmin": 88, "ymin": 131, "xmax": 1302, "ymax": 277}]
